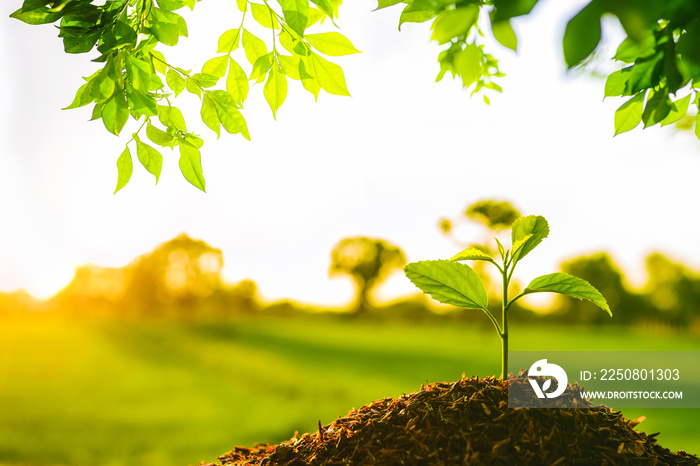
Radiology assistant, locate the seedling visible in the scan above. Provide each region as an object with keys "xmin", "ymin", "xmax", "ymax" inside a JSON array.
[{"xmin": 404, "ymin": 215, "xmax": 611, "ymax": 379}]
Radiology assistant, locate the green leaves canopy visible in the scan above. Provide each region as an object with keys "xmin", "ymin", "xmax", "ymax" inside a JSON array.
[{"xmin": 11, "ymin": 0, "xmax": 358, "ymax": 192}]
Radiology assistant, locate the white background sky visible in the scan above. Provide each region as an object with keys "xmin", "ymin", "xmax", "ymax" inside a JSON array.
[{"xmin": 1, "ymin": 0, "xmax": 699, "ymax": 306}]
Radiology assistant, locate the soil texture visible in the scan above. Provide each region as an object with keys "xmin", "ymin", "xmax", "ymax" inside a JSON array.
[{"xmin": 202, "ymin": 374, "xmax": 699, "ymax": 465}]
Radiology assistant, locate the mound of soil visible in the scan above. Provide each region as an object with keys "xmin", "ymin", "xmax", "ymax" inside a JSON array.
[{"xmin": 203, "ymin": 374, "xmax": 699, "ymax": 465}]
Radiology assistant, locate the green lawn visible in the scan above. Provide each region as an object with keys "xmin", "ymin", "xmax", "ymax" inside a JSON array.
[{"xmin": 0, "ymin": 316, "xmax": 698, "ymax": 465}]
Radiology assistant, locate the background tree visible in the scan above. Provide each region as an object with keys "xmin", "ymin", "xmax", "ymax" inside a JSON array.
[
  {"xmin": 329, "ymin": 237, "xmax": 406, "ymax": 317},
  {"xmin": 12, "ymin": 0, "xmax": 700, "ymax": 191},
  {"xmin": 121, "ymin": 233, "xmax": 225, "ymax": 317},
  {"xmin": 439, "ymin": 199, "xmax": 521, "ymax": 246},
  {"xmin": 555, "ymin": 252, "xmax": 650, "ymax": 325},
  {"xmin": 643, "ymin": 252, "xmax": 700, "ymax": 328}
]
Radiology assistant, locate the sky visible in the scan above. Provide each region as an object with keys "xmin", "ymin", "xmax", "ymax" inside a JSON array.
[{"xmin": 2, "ymin": 0, "xmax": 700, "ymax": 307}]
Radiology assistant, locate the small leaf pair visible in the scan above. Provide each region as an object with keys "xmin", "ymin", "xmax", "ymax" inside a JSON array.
[{"xmin": 404, "ymin": 215, "xmax": 610, "ymax": 379}]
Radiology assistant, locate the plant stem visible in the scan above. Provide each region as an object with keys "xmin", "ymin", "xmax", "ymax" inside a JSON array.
[{"xmin": 500, "ymin": 260, "xmax": 510, "ymax": 380}]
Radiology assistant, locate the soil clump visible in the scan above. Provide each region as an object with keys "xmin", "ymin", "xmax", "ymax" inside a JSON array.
[{"xmin": 203, "ymin": 374, "xmax": 699, "ymax": 465}]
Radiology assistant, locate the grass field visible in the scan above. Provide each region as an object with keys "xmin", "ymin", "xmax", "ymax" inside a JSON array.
[{"xmin": 0, "ymin": 315, "xmax": 698, "ymax": 465}]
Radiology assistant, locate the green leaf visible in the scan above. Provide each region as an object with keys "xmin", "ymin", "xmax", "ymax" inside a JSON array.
[
  {"xmin": 151, "ymin": 16, "xmax": 180, "ymax": 46},
  {"xmin": 134, "ymin": 135, "xmax": 163, "ymax": 183},
  {"xmin": 242, "ymin": 29, "xmax": 268, "ymax": 65},
  {"xmin": 126, "ymin": 55, "xmax": 153, "ymax": 92},
  {"xmin": 192, "ymin": 73, "xmax": 219, "ymax": 88},
  {"xmin": 91, "ymin": 67, "xmax": 116, "ymax": 102},
  {"xmin": 628, "ymin": 52, "xmax": 663, "ymax": 94},
  {"xmin": 201, "ymin": 93, "xmax": 221, "ymax": 137},
  {"xmin": 10, "ymin": 6, "xmax": 62, "ymax": 25},
  {"xmin": 264, "ymin": 66, "xmax": 288, "ymax": 119},
  {"xmin": 179, "ymin": 143, "xmax": 206, "ymax": 191},
  {"xmin": 152, "ymin": 8, "xmax": 188, "ymax": 38},
  {"xmin": 278, "ymin": 55, "xmax": 301, "ymax": 79},
  {"xmin": 226, "ymin": 58, "xmax": 250, "ymax": 105},
  {"xmin": 149, "ymin": 50, "xmax": 168, "ymax": 74},
  {"xmin": 678, "ymin": 23, "xmax": 700, "ymax": 79},
  {"xmin": 158, "ymin": 105, "xmax": 187, "ymax": 131},
  {"xmin": 90, "ymin": 102, "xmax": 104, "ymax": 121},
  {"xmin": 523, "ymin": 272, "xmax": 611, "ymax": 316},
  {"xmin": 305, "ymin": 32, "xmax": 361, "ymax": 56},
  {"xmin": 279, "ymin": 29, "xmax": 297, "ymax": 55},
  {"xmin": 249, "ymin": 53, "xmax": 274, "ymax": 81},
  {"xmin": 305, "ymin": 7, "xmax": 324, "ymax": 27},
  {"xmin": 310, "ymin": 53, "xmax": 350, "ymax": 96},
  {"xmin": 511, "ymin": 234, "xmax": 533, "ymax": 258},
  {"xmin": 604, "ymin": 67, "xmax": 632, "ymax": 97},
  {"xmin": 310, "ymin": 0, "xmax": 335, "ymax": 18},
  {"xmin": 300, "ymin": 58, "xmax": 320, "ymax": 100},
  {"xmin": 102, "ymin": 92, "xmax": 129, "ymax": 135},
  {"xmin": 399, "ymin": 0, "xmax": 438, "ymax": 29},
  {"xmin": 146, "ymin": 122, "xmax": 175, "ymax": 148},
  {"xmin": 210, "ymin": 90, "xmax": 250, "ymax": 139},
  {"xmin": 450, "ymin": 247, "xmax": 494, "ymax": 263},
  {"xmin": 495, "ymin": 237, "xmax": 505, "ymax": 261},
  {"xmin": 166, "ymin": 69, "xmax": 186, "ymax": 96},
  {"xmin": 492, "ymin": 19, "xmax": 517, "ymax": 51},
  {"xmin": 695, "ymin": 112, "xmax": 700, "ymax": 141},
  {"xmin": 148, "ymin": 74, "xmax": 165, "ymax": 92},
  {"xmin": 114, "ymin": 146, "xmax": 133, "ymax": 194},
  {"xmin": 157, "ymin": 0, "xmax": 187, "ymax": 11},
  {"xmin": 511, "ymin": 215, "xmax": 549, "ymax": 263},
  {"xmin": 431, "ymin": 6, "xmax": 479, "ymax": 45},
  {"xmin": 453, "ymin": 44, "xmax": 482, "ymax": 88},
  {"xmin": 21, "ymin": 0, "xmax": 50, "ymax": 13},
  {"xmin": 281, "ymin": 0, "xmax": 309, "ymax": 36},
  {"xmin": 202, "ymin": 55, "xmax": 229, "ymax": 79},
  {"xmin": 185, "ymin": 77, "xmax": 201, "ymax": 97},
  {"xmin": 491, "ymin": 0, "xmax": 538, "ymax": 22},
  {"xmin": 250, "ymin": 2, "xmax": 280, "ymax": 29},
  {"xmin": 613, "ymin": 91, "xmax": 645, "ymax": 135},
  {"xmin": 642, "ymin": 89, "xmax": 672, "ymax": 128},
  {"xmin": 614, "ymin": 32, "xmax": 656, "ymax": 63},
  {"xmin": 126, "ymin": 87, "xmax": 158, "ymax": 117},
  {"xmin": 62, "ymin": 30, "xmax": 100, "ymax": 54},
  {"xmin": 217, "ymin": 28, "xmax": 241, "ymax": 54},
  {"xmin": 375, "ymin": 0, "xmax": 402, "ymax": 10},
  {"xmin": 662, "ymin": 41, "xmax": 685, "ymax": 93},
  {"xmin": 184, "ymin": 133, "xmax": 204, "ymax": 148},
  {"xmin": 660, "ymin": 94, "xmax": 691, "ymax": 127},
  {"xmin": 236, "ymin": 0, "xmax": 247, "ymax": 12},
  {"xmin": 404, "ymin": 260, "xmax": 488, "ymax": 311},
  {"xmin": 562, "ymin": 1, "xmax": 601, "ymax": 68},
  {"xmin": 63, "ymin": 82, "xmax": 93, "ymax": 109}
]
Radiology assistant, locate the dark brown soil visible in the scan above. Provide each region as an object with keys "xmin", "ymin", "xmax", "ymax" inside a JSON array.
[{"xmin": 202, "ymin": 374, "xmax": 699, "ymax": 465}]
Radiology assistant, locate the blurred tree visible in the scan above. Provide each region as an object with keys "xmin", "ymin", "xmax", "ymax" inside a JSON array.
[
  {"xmin": 329, "ymin": 237, "xmax": 406, "ymax": 317},
  {"xmin": 121, "ymin": 233, "xmax": 225, "ymax": 317},
  {"xmin": 643, "ymin": 252, "xmax": 700, "ymax": 328},
  {"xmin": 557, "ymin": 252, "xmax": 651, "ymax": 325},
  {"xmin": 439, "ymin": 199, "xmax": 520, "ymax": 247},
  {"xmin": 52, "ymin": 264, "xmax": 127, "ymax": 316},
  {"xmin": 0, "ymin": 290, "xmax": 38, "ymax": 316},
  {"xmin": 465, "ymin": 200, "xmax": 522, "ymax": 231}
]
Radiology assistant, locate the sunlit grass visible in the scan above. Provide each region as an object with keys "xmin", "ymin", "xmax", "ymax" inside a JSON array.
[{"xmin": 0, "ymin": 316, "xmax": 697, "ymax": 465}]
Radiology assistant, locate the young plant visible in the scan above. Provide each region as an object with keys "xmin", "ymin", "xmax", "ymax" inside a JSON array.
[{"xmin": 404, "ymin": 215, "xmax": 611, "ymax": 380}]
